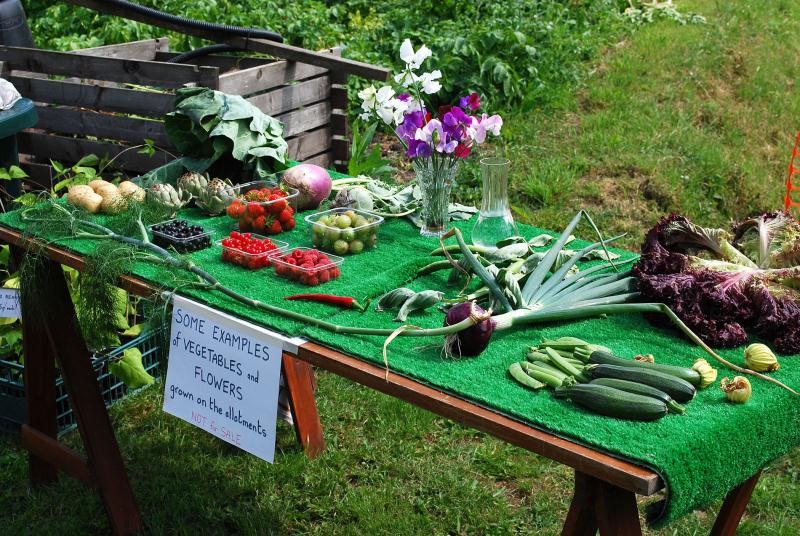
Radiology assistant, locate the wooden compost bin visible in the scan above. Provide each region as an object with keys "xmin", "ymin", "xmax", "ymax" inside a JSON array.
[{"xmin": 0, "ymin": 38, "xmax": 358, "ymax": 188}]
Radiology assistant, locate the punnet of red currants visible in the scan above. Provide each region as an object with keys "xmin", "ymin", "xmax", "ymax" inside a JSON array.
[{"xmin": 220, "ymin": 231, "xmax": 284, "ymax": 270}]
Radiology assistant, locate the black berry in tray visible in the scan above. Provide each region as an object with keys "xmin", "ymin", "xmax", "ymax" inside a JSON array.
[{"xmin": 149, "ymin": 219, "xmax": 212, "ymax": 253}]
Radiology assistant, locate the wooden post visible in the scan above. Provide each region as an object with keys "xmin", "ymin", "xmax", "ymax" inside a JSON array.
[
  {"xmin": 710, "ymin": 471, "xmax": 762, "ymax": 536},
  {"xmin": 13, "ymin": 246, "xmax": 59, "ymax": 484},
  {"xmin": 562, "ymin": 470, "xmax": 642, "ymax": 536},
  {"xmin": 282, "ymin": 353, "xmax": 325, "ymax": 458},
  {"xmin": 17, "ymin": 253, "xmax": 142, "ymax": 535}
]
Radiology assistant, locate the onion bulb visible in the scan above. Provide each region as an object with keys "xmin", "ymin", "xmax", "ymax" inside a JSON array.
[
  {"xmin": 281, "ymin": 164, "xmax": 332, "ymax": 210},
  {"xmin": 443, "ymin": 302, "xmax": 495, "ymax": 357}
]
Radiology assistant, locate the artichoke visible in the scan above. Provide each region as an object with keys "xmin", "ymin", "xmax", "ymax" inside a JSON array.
[
  {"xmin": 147, "ymin": 183, "xmax": 191, "ymax": 218},
  {"xmin": 176, "ymin": 172, "xmax": 208, "ymax": 199},
  {"xmin": 196, "ymin": 178, "xmax": 235, "ymax": 215}
]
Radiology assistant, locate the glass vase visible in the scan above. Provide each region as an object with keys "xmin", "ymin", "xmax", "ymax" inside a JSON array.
[
  {"xmin": 471, "ymin": 157, "xmax": 517, "ymax": 248},
  {"xmin": 413, "ymin": 158, "xmax": 460, "ymax": 238}
]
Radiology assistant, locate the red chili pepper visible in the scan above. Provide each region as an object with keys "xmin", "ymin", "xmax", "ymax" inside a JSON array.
[{"xmin": 284, "ymin": 294, "xmax": 365, "ymax": 311}]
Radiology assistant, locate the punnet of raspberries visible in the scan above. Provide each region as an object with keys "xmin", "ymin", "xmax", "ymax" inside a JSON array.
[
  {"xmin": 273, "ymin": 248, "xmax": 342, "ymax": 286},
  {"xmin": 219, "ymin": 232, "xmax": 285, "ymax": 270},
  {"xmin": 225, "ymin": 187, "xmax": 296, "ymax": 235}
]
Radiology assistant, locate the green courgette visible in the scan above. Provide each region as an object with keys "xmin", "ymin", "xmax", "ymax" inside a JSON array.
[
  {"xmin": 554, "ymin": 383, "xmax": 668, "ymax": 421},
  {"xmin": 587, "ymin": 350, "xmax": 702, "ymax": 387},
  {"xmin": 585, "ymin": 364, "xmax": 696, "ymax": 403},
  {"xmin": 590, "ymin": 378, "xmax": 686, "ymax": 415}
]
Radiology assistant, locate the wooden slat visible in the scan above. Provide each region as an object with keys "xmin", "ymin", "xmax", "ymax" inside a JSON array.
[
  {"xmin": 710, "ymin": 471, "xmax": 762, "ymax": 536},
  {"xmin": 18, "ymin": 160, "xmax": 54, "ymax": 190},
  {"xmin": 18, "ymin": 132, "xmax": 173, "ymax": 174},
  {"xmin": 276, "ymin": 102, "xmax": 331, "ymax": 138},
  {"xmin": 282, "ymin": 354, "xmax": 324, "ymax": 458},
  {"xmin": 34, "ymin": 106, "xmax": 172, "ymax": 147},
  {"xmin": 219, "ymin": 59, "xmax": 327, "ymax": 96},
  {"xmin": 21, "ymin": 425, "xmax": 95, "ymax": 487},
  {"xmin": 73, "ymin": 38, "xmax": 170, "ymax": 60},
  {"xmin": 331, "ymin": 137, "xmax": 349, "ymax": 171},
  {"xmin": 296, "ymin": 342, "xmax": 663, "ymax": 496},
  {"xmin": 303, "ymin": 152, "xmax": 332, "ymax": 168},
  {"xmin": 0, "ymin": 46, "xmax": 219, "ymax": 88},
  {"xmin": 9, "ymin": 75, "xmax": 174, "ymax": 116},
  {"xmin": 331, "ymin": 112, "xmax": 347, "ymax": 134},
  {"xmin": 247, "ymin": 75, "xmax": 330, "ymax": 116},
  {"xmin": 66, "ymin": 0, "xmax": 390, "ymax": 81},
  {"xmin": 154, "ymin": 52, "xmax": 272, "ymax": 71},
  {"xmin": 286, "ymin": 127, "xmax": 331, "ymax": 161}
]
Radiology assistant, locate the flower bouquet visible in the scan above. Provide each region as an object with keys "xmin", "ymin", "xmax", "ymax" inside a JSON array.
[{"xmin": 358, "ymin": 39, "xmax": 503, "ymax": 237}]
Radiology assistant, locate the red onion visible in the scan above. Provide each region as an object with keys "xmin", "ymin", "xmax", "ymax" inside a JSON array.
[
  {"xmin": 444, "ymin": 302, "xmax": 495, "ymax": 357},
  {"xmin": 281, "ymin": 164, "xmax": 332, "ymax": 210}
]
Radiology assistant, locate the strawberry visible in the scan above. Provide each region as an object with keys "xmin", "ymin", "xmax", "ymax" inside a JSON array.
[
  {"xmin": 283, "ymin": 217, "xmax": 296, "ymax": 231},
  {"xmin": 268, "ymin": 219, "xmax": 283, "ymax": 235},
  {"xmin": 267, "ymin": 194, "xmax": 287, "ymax": 214},
  {"xmin": 252, "ymin": 215, "xmax": 267, "ymax": 233},
  {"xmin": 239, "ymin": 219, "xmax": 252, "ymax": 232},
  {"xmin": 277, "ymin": 208, "xmax": 293, "ymax": 224},
  {"xmin": 247, "ymin": 202, "xmax": 265, "ymax": 218}
]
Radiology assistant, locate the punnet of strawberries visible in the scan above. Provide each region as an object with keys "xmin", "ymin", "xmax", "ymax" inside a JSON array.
[
  {"xmin": 273, "ymin": 248, "xmax": 342, "ymax": 286},
  {"xmin": 225, "ymin": 186, "xmax": 296, "ymax": 235},
  {"xmin": 219, "ymin": 232, "xmax": 285, "ymax": 270}
]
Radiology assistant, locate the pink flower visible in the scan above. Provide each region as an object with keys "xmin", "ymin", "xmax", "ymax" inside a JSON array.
[
  {"xmin": 459, "ymin": 92, "xmax": 481, "ymax": 111},
  {"xmin": 468, "ymin": 114, "xmax": 503, "ymax": 144}
]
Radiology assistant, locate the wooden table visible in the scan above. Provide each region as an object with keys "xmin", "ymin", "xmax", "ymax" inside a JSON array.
[{"xmin": 1, "ymin": 225, "xmax": 761, "ymax": 535}]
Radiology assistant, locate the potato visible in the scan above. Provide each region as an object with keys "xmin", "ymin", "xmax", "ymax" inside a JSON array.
[
  {"xmin": 89, "ymin": 179, "xmax": 112, "ymax": 192},
  {"xmin": 94, "ymin": 184, "xmax": 119, "ymax": 199},
  {"xmin": 100, "ymin": 192, "xmax": 127, "ymax": 214},
  {"xmin": 118, "ymin": 181, "xmax": 145, "ymax": 202},
  {"xmin": 67, "ymin": 184, "xmax": 94, "ymax": 198},
  {"xmin": 81, "ymin": 192, "xmax": 103, "ymax": 214}
]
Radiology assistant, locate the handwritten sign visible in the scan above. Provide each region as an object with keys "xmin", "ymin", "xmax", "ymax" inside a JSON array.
[
  {"xmin": 0, "ymin": 288, "xmax": 21, "ymax": 319},
  {"xmin": 163, "ymin": 296, "xmax": 282, "ymax": 463}
]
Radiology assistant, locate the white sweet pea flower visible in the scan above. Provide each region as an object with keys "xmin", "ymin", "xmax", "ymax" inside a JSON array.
[
  {"xmin": 419, "ymin": 70, "xmax": 442, "ymax": 94},
  {"xmin": 375, "ymin": 85, "xmax": 395, "ymax": 104},
  {"xmin": 358, "ymin": 86, "xmax": 377, "ymax": 111},
  {"xmin": 399, "ymin": 39, "xmax": 432, "ymax": 69},
  {"xmin": 394, "ymin": 70, "xmax": 417, "ymax": 87}
]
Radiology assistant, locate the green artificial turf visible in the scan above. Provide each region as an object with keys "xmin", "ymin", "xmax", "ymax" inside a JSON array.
[{"xmin": 3, "ymin": 199, "xmax": 799, "ymax": 527}]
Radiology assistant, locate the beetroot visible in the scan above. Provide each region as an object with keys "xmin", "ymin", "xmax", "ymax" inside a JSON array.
[{"xmin": 444, "ymin": 302, "xmax": 494, "ymax": 357}]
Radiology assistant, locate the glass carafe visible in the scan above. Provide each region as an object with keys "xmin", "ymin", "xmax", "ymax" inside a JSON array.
[{"xmin": 471, "ymin": 157, "xmax": 517, "ymax": 248}]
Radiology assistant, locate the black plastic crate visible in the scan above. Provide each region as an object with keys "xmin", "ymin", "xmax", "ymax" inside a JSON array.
[{"xmin": 0, "ymin": 328, "xmax": 164, "ymax": 437}]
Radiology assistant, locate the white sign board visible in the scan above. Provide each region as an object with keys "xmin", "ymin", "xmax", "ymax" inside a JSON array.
[
  {"xmin": 163, "ymin": 296, "xmax": 282, "ymax": 463},
  {"xmin": 0, "ymin": 288, "xmax": 21, "ymax": 319}
]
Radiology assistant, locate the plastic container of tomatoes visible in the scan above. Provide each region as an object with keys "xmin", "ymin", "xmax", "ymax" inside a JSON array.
[
  {"xmin": 272, "ymin": 248, "xmax": 343, "ymax": 286},
  {"xmin": 224, "ymin": 180, "xmax": 299, "ymax": 235},
  {"xmin": 217, "ymin": 232, "xmax": 288, "ymax": 270},
  {"xmin": 305, "ymin": 208, "xmax": 384, "ymax": 255}
]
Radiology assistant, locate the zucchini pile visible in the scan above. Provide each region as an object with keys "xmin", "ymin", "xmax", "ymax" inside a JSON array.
[{"xmin": 508, "ymin": 337, "xmax": 716, "ymax": 421}]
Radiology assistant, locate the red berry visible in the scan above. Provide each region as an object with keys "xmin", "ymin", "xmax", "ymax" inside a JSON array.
[
  {"xmin": 253, "ymin": 215, "xmax": 267, "ymax": 233},
  {"xmin": 268, "ymin": 219, "xmax": 283, "ymax": 235},
  {"xmin": 284, "ymin": 217, "xmax": 296, "ymax": 231}
]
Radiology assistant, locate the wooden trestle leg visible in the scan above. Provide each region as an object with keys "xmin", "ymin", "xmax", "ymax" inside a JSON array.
[
  {"xmin": 710, "ymin": 471, "xmax": 762, "ymax": 536},
  {"xmin": 562, "ymin": 470, "xmax": 642, "ymax": 536},
  {"xmin": 15, "ymin": 250, "xmax": 142, "ymax": 535},
  {"xmin": 282, "ymin": 352, "xmax": 325, "ymax": 458}
]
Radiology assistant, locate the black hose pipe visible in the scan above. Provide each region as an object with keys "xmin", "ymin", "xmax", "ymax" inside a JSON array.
[
  {"xmin": 167, "ymin": 44, "xmax": 243, "ymax": 63},
  {"xmin": 92, "ymin": 0, "xmax": 283, "ymax": 43}
]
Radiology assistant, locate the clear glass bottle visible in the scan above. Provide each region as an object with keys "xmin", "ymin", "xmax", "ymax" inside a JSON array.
[{"xmin": 471, "ymin": 157, "xmax": 517, "ymax": 248}]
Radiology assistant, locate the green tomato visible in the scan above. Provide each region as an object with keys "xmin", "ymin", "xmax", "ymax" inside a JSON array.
[
  {"xmin": 349, "ymin": 239, "xmax": 364, "ymax": 254},
  {"xmin": 325, "ymin": 227, "xmax": 341, "ymax": 241},
  {"xmin": 313, "ymin": 222, "xmax": 326, "ymax": 236},
  {"xmin": 317, "ymin": 215, "xmax": 332, "ymax": 226},
  {"xmin": 352, "ymin": 215, "xmax": 368, "ymax": 228},
  {"xmin": 312, "ymin": 233, "xmax": 323, "ymax": 246},
  {"xmin": 341, "ymin": 229, "xmax": 356, "ymax": 241},
  {"xmin": 357, "ymin": 227, "xmax": 373, "ymax": 240},
  {"xmin": 335, "ymin": 215, "xmax": 352, "ymax": 229},
  {"xmin": 333, "ymin": 240, "xmax": 349, "ymax": 255}
]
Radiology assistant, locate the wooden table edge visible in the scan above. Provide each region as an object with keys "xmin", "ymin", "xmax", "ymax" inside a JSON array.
[{"xmin": 0, "ymin": 224, "xmax": 663, "ymax": 496}]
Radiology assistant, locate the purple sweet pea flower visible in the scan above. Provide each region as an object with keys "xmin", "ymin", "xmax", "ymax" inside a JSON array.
[
  {"xmin": 418, "ymin": 119, "xmax": 458, "ymax": 154},
  {"xmin": 459, "ymin": 92, "xmax": 481, "ymax": 111},
  {"xmin": 397, "ymin": 93, "xmax": 411, "ymax": 102},
  {"xmin": 407, "ymin": 138, "xmax": 432, "ymax": 158},
  {"xmin": 396, "ymin": 110, "xmax": 425, "ymax": 144},
  {"xmin": 442, "ymin": 106, "xmax": 471, "ymax": 143}
]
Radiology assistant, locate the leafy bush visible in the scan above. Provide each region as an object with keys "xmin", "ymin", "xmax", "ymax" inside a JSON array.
[{"xmin": 22, "ymin": 0, "xmax": 626, "ymax": 110}]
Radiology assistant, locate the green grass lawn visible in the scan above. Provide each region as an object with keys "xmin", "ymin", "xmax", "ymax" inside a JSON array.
[{"xmin": 3, "ymin": 0, "xmax": 800, "ymax": 534}]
